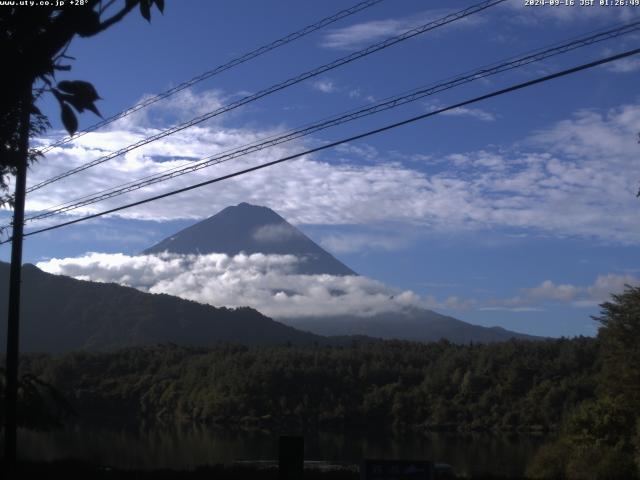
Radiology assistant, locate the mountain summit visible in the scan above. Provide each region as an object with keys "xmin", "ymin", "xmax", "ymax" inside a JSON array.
[
  {"xmin": 143, "ymin": 203, "xmax": 540, "ymax": 343},
  {"xmin": 143, "ymin": 202, "xmax": 355, "ymax": 276}
]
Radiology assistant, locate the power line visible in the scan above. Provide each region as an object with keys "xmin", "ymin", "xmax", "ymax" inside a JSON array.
[
  {"xmin": 21, "ymin": 20, "xmax": 640, "ymax": 223},
  {"xmin": 6, "ymin": 47, "xmax": 637, "ymax": 244},
  {"xmin": 32, "ymin": 20, "xmax": 639, "ymax": 217},
  {"xmin": 37, "ymin": 0, "xmax": 385, "ymax": 154},
  {"xmin": 27, "ymin": 0, "xmax": 506, "ymax": 193}
]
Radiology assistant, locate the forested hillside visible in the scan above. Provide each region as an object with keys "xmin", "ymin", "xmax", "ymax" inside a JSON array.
[
  {"xmin": 20, "ymin": 338, "xmax": 598, "ymax": 431},
  {"xmin": 0, "ymin": 263, "xmax": 325, "ymax": 352}
]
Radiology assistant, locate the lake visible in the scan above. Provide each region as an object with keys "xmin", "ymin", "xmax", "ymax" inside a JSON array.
[{"xmin": 13, "ymin": 423, "xmax": 549, "ymax": 477}]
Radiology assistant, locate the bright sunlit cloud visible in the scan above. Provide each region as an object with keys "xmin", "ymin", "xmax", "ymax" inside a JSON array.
[
  {"xmin": 22, "ymin": 93, "xmax": 640, "ymax": 246},
  {"xmin": 36, "ymin": 252, "xmax": 639, "ymax": 318},
  {"xmin": 36, "ymin": 252, "xmax": 424, "ymax": 319}
]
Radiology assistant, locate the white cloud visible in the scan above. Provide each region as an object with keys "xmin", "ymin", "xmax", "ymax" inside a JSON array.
[
  {"xmin": 423, "ymin": 271, "xmax": 639, "ymax": 313},
  {"xmin": 426, "ymin": 100, "xmax": 496, "ymax": 122},
  {"xmin": 605, "ymin": 57, "xmax": 640, "ymax": 73},
  {"xmin": 34, "ymin": 250, "xmax": 640, "ymax": 318},
  {"xmin": 311, "ymin": 79, "xmax": 337, "ymax": 93},
  {"xmin": 252, "ymin": 224, "xmax": 301, "ymax": 243},
  {"xmin": 36, "ymin": 252, "xmax": 427, "ymax": 319},
  {"xmin": 321, "ymin": 18, "xmax": 407, "ymax": 50},
  {"xmin": 525, "ymin": 280, "xmax": 581, "ymax": 302},
  {"xmin": 487, "ymin": 274, "xmax": 640, "ymax": 310},
  {"xmin": 333, "ymin": 143, "xmax": 380, "ymax": 162},
  {"xmin": 104, "ymin": 89, "xmax": 228, "ymax": 131},
  {"xmin": 21, "ymin": 90, "xmax": 640, "ymax": 246},
  {"xmin": 320, "ymin": 232, "xmax": 410, "ymax": 254},
  {"xmin": 320, "ymin": 9, "xmax": 483, "ymax": 50},
  {"xmin": 441, "ymin": 106, "xmax": 496, "ymax": 122},
  {"xmin": 586, "ymin": 273, "xmax": 638, "ymax": 302},
  {"xmin": 62, "ymin": 225, "xmax": 159, "ymax": 246}
]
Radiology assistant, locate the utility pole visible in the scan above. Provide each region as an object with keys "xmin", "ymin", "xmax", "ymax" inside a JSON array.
[{"xmin": 4, "ymin": 81, "xmax": 31, "ymax": 465}]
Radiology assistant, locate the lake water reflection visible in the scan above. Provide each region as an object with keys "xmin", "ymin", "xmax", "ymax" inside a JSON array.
[{"xmin": 17, "ymin": 424, "xmax": 548, "ymax": 477}]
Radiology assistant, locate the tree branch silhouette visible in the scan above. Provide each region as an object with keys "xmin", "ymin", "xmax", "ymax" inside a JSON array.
[{"xmin": 0, "ymin": 0, "xmax": 164, "ymax": 207}]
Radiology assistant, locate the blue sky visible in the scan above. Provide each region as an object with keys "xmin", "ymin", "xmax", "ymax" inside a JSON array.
[{"xmin": 2, "ymin": 0, "xmax": 640, "ymax": 337}]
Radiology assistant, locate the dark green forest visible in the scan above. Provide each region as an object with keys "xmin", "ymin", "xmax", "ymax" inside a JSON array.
[
  {"xmin": 15, "ymin": 338, "xmax": 599, "ymax": 432},
  {"xmin": 2, "ymin": 286, "xmax": 639, "ymax": 478}
]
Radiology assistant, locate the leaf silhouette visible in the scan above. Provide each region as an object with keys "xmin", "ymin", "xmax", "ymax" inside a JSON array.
[
  {"xmin": 56, "ymin": 81, "xmax": 102, "ymax": 118},
  {"xmin": 60, "ymin": 103, "xmax": 78, "ymax": 135},
  {"xmin": 140, "ymin": 0, "xmax": 151, "ymax": 21},
  {"xmin": 85, "ymin": 102, "xmax": 102, "ymax": 118},
  {"xmin": 57, "ymin": 81, "xmax": 100, "ymax": 103}
]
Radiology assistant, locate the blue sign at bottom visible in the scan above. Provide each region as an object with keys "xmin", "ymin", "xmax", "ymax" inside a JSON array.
[{"xmin": 361, "ymin": 459, "xmax": 433, "ymax": 480}]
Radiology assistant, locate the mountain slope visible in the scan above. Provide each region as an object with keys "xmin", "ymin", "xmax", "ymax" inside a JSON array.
[
  {"xmin": 143, "ymin": 202, "xmax": 355, "ymax": 275},
  {"xmin": 141, "ymin": 202, "xmax": 540, "ymax": 343},
  {"xmin": 284, "ymin": 307, "xmax": 541, "ymax": 343},
  {"xmin": 0, "ymin": 262, "xmax": 326, "ymax": 353},
  {"xmin": 5, "ymin": 203, "xmax": 542, "ymax": 351}
]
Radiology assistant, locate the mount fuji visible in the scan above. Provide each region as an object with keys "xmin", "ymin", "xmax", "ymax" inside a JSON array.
[
  {"xmin": 144, "ymin": 202, "xmax": 355, "ymax": 276},
  {"xmin": 143, "ymin": 202, "xmax": 539, "ymax": 343}
]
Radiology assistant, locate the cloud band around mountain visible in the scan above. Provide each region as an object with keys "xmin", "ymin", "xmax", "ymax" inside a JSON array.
[
  {"xmin": 36, "ymin": 252, "xmax": 423, "ymax": 319},
  {"xmin": 36, "ymin": 252, "xmax": 639, "ymax": 319}
]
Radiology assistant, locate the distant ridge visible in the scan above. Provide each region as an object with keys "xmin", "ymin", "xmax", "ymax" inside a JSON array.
[
  {"xmin": 0, "ymin": 262, "xmax": 328, "ymax": 353},
  {"xmin": 0, "ymin": 261, "xmax": 539, "ymax": 351},
  {"xmin": 143, "ymin": 202, "xmax": 355, "ymax": 276},
  {"xmin": 286, "ymin": 307, "xmax": 542, "ymax": 343},
  {"xmin": 142, "ymin": 202, "xmax": 541, "ymax": 343},
  {"xmin": 5, "ymin": 204, "xmax": 543, "ymax": 351}
]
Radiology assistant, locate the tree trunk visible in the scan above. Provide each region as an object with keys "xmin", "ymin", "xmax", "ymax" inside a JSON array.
[{"xmin": 4, "ymin": 81, "xmax": 31, "ymax": 465}]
